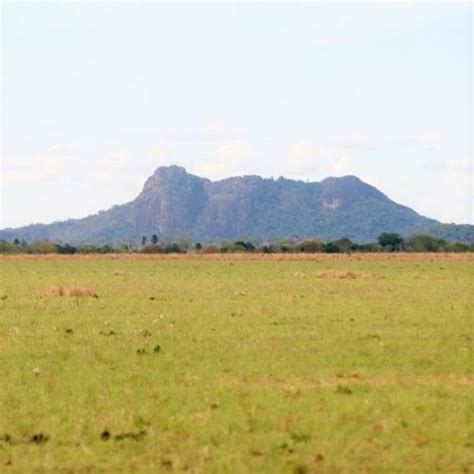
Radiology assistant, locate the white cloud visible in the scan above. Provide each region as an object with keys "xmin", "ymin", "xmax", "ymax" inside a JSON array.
[
  {"xmin": 279, "ymin": 141, "xmax": 361, "ymax": 180},
  {"xmin": 445, "ymin": 159, "xmax": 471, "ymax": 173},
  {"xmin": 190, "ymin": 142, "xmax": 252, "ymax": 180},
  {"xmin": 328, "ymin": 155, "xmax": 355, "ymax": 174},
  {"xmin": 2, "ymin": 145, "xmax": 70, "ymax": 184},
  {"xmin": 417, "ymin": 131, "xmax": 443, "ymax": 148},
  {"xmin": 307, "ymin": 32, "xmax": 351, "ymax": 46},
  {"xmin": 327, "ymin": 131, "xmax": 444, "ymax": 153},
  {"xmin": 444, "ymin": 171, "xmax": 473, "ymax": 190},
  {"xmin": 290, "ymin": 141, "xmax": 322, "ymax": 162},
  {"xmin": 279, "ymin": 141, "xmax": 324, "ymax": 177},
  {"xmin": 385, "ymin": 131, "xmax": 444, "ymax": 151},
  {"xmin": 329, "ymin": 132, "xmax": 379, "ymax": 151},
  {"xmin": 102, "ymin": 151, "xmax": 130, "ymax": 170},
  {"xmin": 149, "ymin": 144, "xmax": 170, "ymax": 164},
  {"xmin": 444, "ymin": 159, "xmax": 473, "ymax": 191},
  {"xmin": 201, "ymin": 121, "xmax": 242, "ymax": 141},
  {"xmin": 88, "ymin": 150, "xmax": 133, "ymax": 186},
  {"xmin": 217, "ymin": 142, "xmax": 251, "ymax": 162},
  {"xmin": 161, "ymin": 121, "xmax": 265, "ymax": 143},
  {"xmin": 422, "ymin": 158, "xmax": 474, "ymax": 223},
  {"xmin": 87, "ymin": 147, "xmax": 171, "ymax": 195}
]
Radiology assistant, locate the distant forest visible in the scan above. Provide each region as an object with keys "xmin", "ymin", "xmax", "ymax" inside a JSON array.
[{"xmin": 1, "ymin": 233, "xmax": 473, "ymax": 255}]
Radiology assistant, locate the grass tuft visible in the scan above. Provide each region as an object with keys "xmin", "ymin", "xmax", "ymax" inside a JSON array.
[{"xmin": 46, "ymin": 285, "xmax": 97, "ymax": 297}]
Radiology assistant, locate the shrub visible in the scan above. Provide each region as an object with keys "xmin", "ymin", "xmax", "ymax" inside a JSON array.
[
  {"xmin": 257, "ymin": 245, "xmax": 274, "ymax": 253},
  {"xmin": 30, "ymin": 241, "xmax": 58, "ymax": 254},
  {"xmin": 377, "ymin": 233, "xmax": 405, "ymax": 251},
  {"xmin": 140, "ymin": 244, "xmax": 164, "ymax": 254},
  {"xmin": 446, "ymin": 242, "xmax": 469, "ymax": 252},
  {"xmin": 324, "ymin": 242, "xmax": 340, "ymax": 253},
  {"xmin": 407, "ymin": 234, "xmax": 446, "ymax": 252},
  {"xmin": 220, "ymin": 243, "xmax": 247, "ymax": 253},
  {"xmin": 164, "ymin": 243, "xmax": 182, "ymax": 254},
  {"xmin": 57, "ymin": 243, "xmax": 77, "ymax": 254},
  {"xmin": 202, "ymin": 245, "xmax": 219, "ymax": 254},
  {"xmin": 299, "ymin": 240, "xmax": 324, "ymax": 253},
  {"xmin": 332, "ymin": 238, "xmax": 355, "ymax": 253}
]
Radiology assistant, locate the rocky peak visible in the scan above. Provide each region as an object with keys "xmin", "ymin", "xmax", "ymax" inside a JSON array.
[
  {"xmin": 2, "ymin": 165, "xmax": 469, "ymax": 244},
  {"xmin": 320, "ymin": 175, "xmax": 387, "ymax": 208},
  {"xmin": 142, "ymin": 165, "xmax": 192, "ymax": 192}
]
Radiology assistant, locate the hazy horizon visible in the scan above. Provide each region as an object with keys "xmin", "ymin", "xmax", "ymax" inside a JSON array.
[{"xmin": 1, "ymin": 2, "xmax": 473, "ymax": 228}]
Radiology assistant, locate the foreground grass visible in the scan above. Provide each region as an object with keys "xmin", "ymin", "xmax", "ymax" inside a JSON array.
[{"xmin": 0, "ymin": 254, "xmax": 472, "ymax": 472}]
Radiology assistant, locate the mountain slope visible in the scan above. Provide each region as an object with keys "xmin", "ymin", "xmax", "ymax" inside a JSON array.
[{"xmin": 1, "ymin": 165, "xmax": 472, "ymax": 243}]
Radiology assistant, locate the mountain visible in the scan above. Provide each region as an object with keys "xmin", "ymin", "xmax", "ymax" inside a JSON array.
[{"xmin": 1, "ymin": 165, "xmax": 472, "ymax": 244}]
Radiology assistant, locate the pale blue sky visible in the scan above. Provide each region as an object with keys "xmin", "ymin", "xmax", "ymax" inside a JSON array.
[{"xmin": 1, "ymin": 2, "xmax": 472, "ymax": 228}]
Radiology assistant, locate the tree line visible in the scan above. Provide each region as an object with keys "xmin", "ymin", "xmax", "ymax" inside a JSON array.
[{"xmin": 0, "ymin": 232, "xmax": 473, "ymax": 255}]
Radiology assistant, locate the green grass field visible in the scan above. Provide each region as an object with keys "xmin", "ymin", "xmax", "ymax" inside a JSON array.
[{"xmin": 0, "ymin": 254, "xmax": 472, "ymax": 473}]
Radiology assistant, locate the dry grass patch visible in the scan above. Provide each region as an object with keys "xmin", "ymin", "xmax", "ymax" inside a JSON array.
[
  {"xmin": 316, "ymin": 270, "xmax": 385, "ymax": 279},
  {"xmin": 315, "ymin": 270, "xmax": 364, "ymax": 279},
  {"xmin": 2, "ymin": 252, "xmax": 474, "ymax": 262},
  {"xmin": 316, "ymin": 270, "xmax": 358, "ymax": 279},
  {"xmin": 46, "ymin": 285, "xmax": 97, "ymax": 297}
]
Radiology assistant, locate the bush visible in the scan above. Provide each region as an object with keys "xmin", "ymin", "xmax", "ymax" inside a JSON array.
[
  {"xmin": 357, "ymin": 243, "xmax": 383, "ymax": 252},
  {"xmin": 57, "ymin": 243, "xmax": 77, "ymax": 254},
  {"xmin": 446, "ymin": 243, "xmax": 469, "ymax": 252},
  {"xmin": 324, "ymin": 242, "xmax": 340, "ymax": 253},
  {"xmin": 220, "ymin": 243, "xmax": 247, "ymax": 253},
  {"xmin": 257, "ymin": 245, "xmax": 274, "ymax": 253},
  {"xmin": 140, "ymin": 244, "xmax": 164, "ymax": 254},
  {"xmin": 407, "ymin": 234, "xmax": 446, "ymax": 252},
  {"xmin": 164, "ymin": 243, "xmax": 182, "ymax": 254},
  {"xmin": 377, "ymin": 233, "xmax": 405, "ymax": 251},
  {"xmin": 220, "ymin": 241, "xmax": 256, "ymax": 253},
  {"xmin": 0, "ymin": 240, "xmax": 20, "ymax": 254},
  {"xmin": 202, "ymin": 245, "xmax": 219, "ymax": 254},
  {"xmin": 333, "ymin": 238, "xmax": 355, "ymax": 253},
  {"xmin": 272, "ymin": 240, "xmax": 296, "ymax": 253},
  {"xmin": 0, "ymin": 234, "xmax": 472, "ymax": 255},
  {"xmin": 30, "ymin": 241, "xmax": 58, "ymax": 254},
  {"xmin": 299, "ymin": 240, "xmax": 324, "ymax": 253}
]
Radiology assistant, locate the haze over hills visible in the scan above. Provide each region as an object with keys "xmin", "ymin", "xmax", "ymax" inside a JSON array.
[{"xmin": 1, "ymin": 165, "xmax": 472, "ymax": 244}]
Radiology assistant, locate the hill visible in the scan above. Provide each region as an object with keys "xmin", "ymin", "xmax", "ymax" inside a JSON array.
[{"xmin": 1, "ymin": 165, "xmax": 472, "ymax": 243}]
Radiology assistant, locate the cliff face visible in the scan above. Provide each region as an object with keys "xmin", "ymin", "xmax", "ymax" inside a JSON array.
[
  {"xmin": 1, "ymin": 165, "xmax": 472, "ymax": 243},
  {"xmin": 135, "ymin": 166, "xmax": 208, "ymax": 236}
]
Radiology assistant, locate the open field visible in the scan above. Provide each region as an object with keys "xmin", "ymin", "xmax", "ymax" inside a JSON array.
[{"xmin": 0, "ymin": 254, "xmax": 473, "ymax": 472}]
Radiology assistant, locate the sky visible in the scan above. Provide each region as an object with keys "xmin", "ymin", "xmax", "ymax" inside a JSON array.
[{"xmin": 1, "ymin": 1, "xmax": 472, "ymax": 228}]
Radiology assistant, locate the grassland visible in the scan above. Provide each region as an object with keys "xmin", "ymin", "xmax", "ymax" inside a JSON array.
[{"xmin": 0, "ymin": 254, "xmax": 473, "ymax": 473}]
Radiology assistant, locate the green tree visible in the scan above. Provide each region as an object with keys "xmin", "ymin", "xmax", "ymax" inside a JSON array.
[
  {"xmin": 333, "ymin": 238, "xmax": 354, "ymax": 253},
  {"xmin": 30, "ymin": 241, "xmax": 58, "ymax": 254},
  {"xmin": 324, "ymin": 242, "xmax": 340, "ymax": 253},
  {"xmin": 407, "ymin": 234, "xmax": 446, "ymax": 252},
  {"xmin": 57, "ymin": 243, "xmax": 77, "ymax": 254},
  {"xmin": 141, "ymin": 236, "xmax": 147, "ymax": 246},
  {"xmin": 234, "ymin": 241, "xmax": 255, "ymax": 252},
  {"xmin": 299, "ymin": 240, "xmax": 324, "ymax": 253},
  {"xmin": 165, "ymin": 243, "xmax": 181, "ymax": 254},
  {"xmin": 377, "ymin": 233, "xmax": 405, "ymax": 251},
  {"xmin": 151, "ymin": 234, "xmax": 159, "ymax": 245},
  {"xmin": 446, "ymin": 242, "xmax": 468, "ymax": 252}
]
